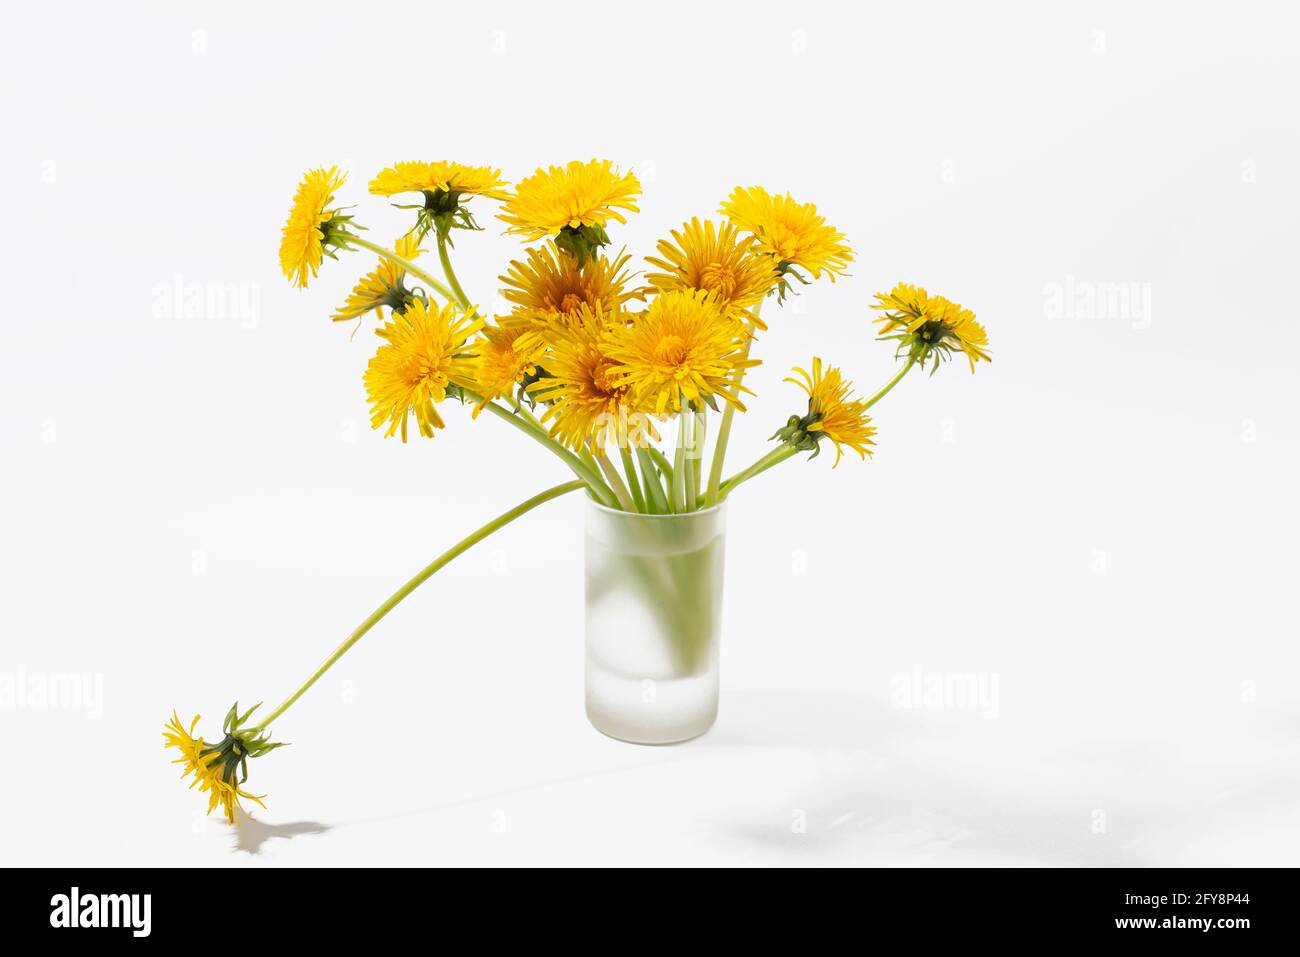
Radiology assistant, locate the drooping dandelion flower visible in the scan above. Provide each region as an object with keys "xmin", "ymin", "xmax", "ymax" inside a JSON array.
[{"xmin": 162, "ymin": 710, "xmax": 271, "ymax": 825}]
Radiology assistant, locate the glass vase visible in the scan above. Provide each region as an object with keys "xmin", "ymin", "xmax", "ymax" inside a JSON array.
[
  {"xmin": 583, "ymin": 497, "xmax": 727, "ymax": 745},
  {"xmin": 585, "ymin": 496, "xmax": 728, "ymax": 743}
]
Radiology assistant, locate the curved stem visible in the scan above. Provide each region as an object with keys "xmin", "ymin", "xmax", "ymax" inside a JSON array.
[
  {"xmin": 337, "ymin": 238, "xmax": 615, "ymax": 505},
  {"xmin": 471, "ymin": 395, "xmax": 619, "ymax": 508},
  {"xmin": 577, "ymin": 445, "xmax": 602, "ymax": 480},
  {"xmin": 708, "ymin": 358, "xmax": 915, "ymax": 505},
  {"xmin": 337, "ymin": 237, "xmax": 602, "ymax": 501},
  {"xmin": 338, "ymin": 233, "xmax": 458, "ymax": 306},
  {"xmin": 863, "ymin": 356, "xmax": 917, "ymax": 410},
  {"xmin": 705, "ymin": 402, "xmax": 737, "ymax": 506},
  {"xmin": 515, "ymin": 403, "xmax": 546, "ymax": 433},
  {"xmin": 577, "ymin": 446, "xmax": 620, "ymax": 507},
  {"xmin": 705, "ymin": 301, "xmax": 765, "ymax": 505},
  {"xmin": 252, "ymin": 480, "xmax": 584, "ymax": 731},
  {"xmin": 436, "ymin": 233, "xmax": 472, "ymax": 310},
  {"xmin": 593, "ymin": 450, "xmax": 636, "ymax": 512},
  {"xmin": 619, "ymin": 446, "xmax": 646, "ymax": 513},
  {"xmin": 635, "ymin": 446, "xmax": 669, "ymax": 514},
  {"xmin": 718, "ymin": 444, "xmax": 797, "ymax": 500},
  {"xmin": 648, "ymin": 447, "xmax": 674, "ymax": 487}
]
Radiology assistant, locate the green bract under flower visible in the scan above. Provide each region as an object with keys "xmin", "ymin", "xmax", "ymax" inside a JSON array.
[
  {"xmin": 772, "ymin": 412, "xmax": 825, "ymax": 457},
  {"xmin": 162, "ymin": 702, "xmax": 286, "ymax": 825},
  {"xmin": 397, "ymin": 188, "xmax": 485, "ymax": 244},
  {"xmin": 554, "ymin": 223, "xmax": 612, "ymax": 266},
  {"xmin": 202, "ymin": 701, "xmax": 287, "ymax": 787},
  {"xmin": 872, "ymin": 282, "xmax": 991, "ymax": 373}
]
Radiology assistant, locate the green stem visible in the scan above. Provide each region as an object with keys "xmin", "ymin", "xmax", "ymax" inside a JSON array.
[
  {"xmin": 719, "ymin": 444, "xmax": 797, "ymax": 500},
  {"xmin": 515, "ymin": 403, "xmax": 546, "ymax": 433},
  {"xmin": 576, "ymin": 446, "xmax": 620, "ymax": 507},
  {"xmin": 252, "ymin": 480, "xmax": 584, "ymax": 731},
  {"xmin": 863, "ymin": 356, "xmax": 917, "ymax": 410},
  {"xmin": 619, "ymin": 446, "xmax": 647, "ymax": 513},
  {"xmin": 594, "ymin": 450, "xmax": 636, "ymax": 512},
  {"xmin": 436, "ymin": 233, "xmax": 472, "ymax": 310},
  {"xmin": 682, "ymin": 412, "xmax": 698, "ymax": 512},
  {"xmin": 648, "ymin": 447, "xmax": 674, "ymax": 487},
  {"xmin": 340, "ymin": 236, "xmax": 613, "ymax": 504},
  {"xmin": 670, "ymin": 414, "xmax": 687, "ymax": 513},
  {"xmin": 706, "ymin": 358, "xmax": 916, "ymax": 505},
  {"xmin": 577, "ymin": 445, "xmax": 602, "ymax": 478},
  {"xmin": 339, "ymin": 233, "xmax": 458, "ymax": 306},
  {"xmin": 692, "ymin": 410, "xmax": 706, "ymax": 501},
  {"xmin": 471, "ymin": 396, "xmax": 618, "ymax": 508},
  {"xmin": 705, "ymin": 300, "xmax": 765, "ymax": 505},
  {"xmin": 635, "ymin": 446, "xmax": 669, "ymax": 514}
]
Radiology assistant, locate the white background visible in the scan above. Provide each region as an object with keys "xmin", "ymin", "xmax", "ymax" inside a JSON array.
[{"xmin": 2, "ymin": 1, "xmax": 1297, "ymax": 866}]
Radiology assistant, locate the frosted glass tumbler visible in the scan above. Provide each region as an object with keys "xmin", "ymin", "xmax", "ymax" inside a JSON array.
[{"xmin": 584, "ymin": 497, "xmax": 727, "ymax": 744}]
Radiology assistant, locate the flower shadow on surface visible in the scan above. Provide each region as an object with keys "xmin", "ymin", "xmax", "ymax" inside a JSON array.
[{"xmin": 231, "ymin": 818, "xmax": 331, "ymax": 855}]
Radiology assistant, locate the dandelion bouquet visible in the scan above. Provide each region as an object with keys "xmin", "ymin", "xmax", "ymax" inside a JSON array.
[{"xmin": 166, "ymin": 159, "xmax": 989, "ymax": 823}]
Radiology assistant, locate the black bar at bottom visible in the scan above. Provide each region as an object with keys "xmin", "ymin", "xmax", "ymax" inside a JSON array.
[{"xmin": 1, "ymin": 866, "xmax": 1289, "ymax": 942}]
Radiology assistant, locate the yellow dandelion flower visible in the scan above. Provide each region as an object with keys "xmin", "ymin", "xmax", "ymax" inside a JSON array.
[
  {"xmin": 783, "ymin": 357, "xmax": 877, "ymax": 466},
  {"xmin": 465, "ymin": 322, "xmax": 546, "ymax": 411},
  {"xmin": 331, "ymin": 232, "xmax": 425, "ymax": 323},
  {"xmin": 279, "ymin": 166, "xmax": 350, "ymax": 289},
  {"xmin": 602, "ymin": 289, "xmax": 758, "ymax": 416},
  {"xmin": 368, "ymin": 160, "xmax": 510, "ymax": 200},
  {"xmin": 872, "ymin": 282, "xmax": 990, "ymax": 371},
  {"xmin": 872, "ymin": 282, "xmax": 930, "ymax": 325},
  {"xmin": 528, "ymin": 307, "xmax": 653, "ymax": 451},
  {"xmin": 369, "ymin": 161, "xmax": 509, "ymax": 240},
  {"xmin": 644, "ymin": 218, "xmax": 780, "ymax": 329},
  {"xmin": 163, "ymin": 711, "xmax": 267, "ymax": 825},
  {"xmin": 364, "ymin": 298, "xmax": 484, "ymax": 442},
  {"xmin": 499, "ymin": 160, "xmax": 640, "ymax": 263},
  {"xmin": 499, "ymin": 243, "xmax": 639, "ymax": 347},
  {"xmin": 719, "ymin": 185, "xmax": 853, "ymax": 282}
]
